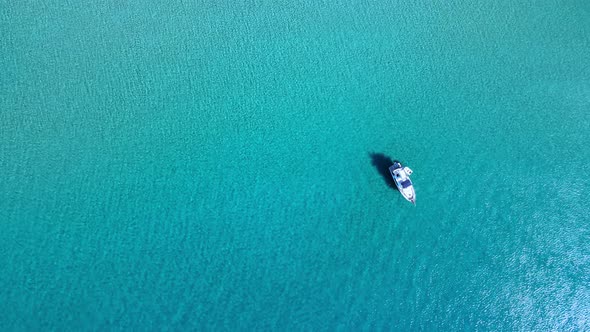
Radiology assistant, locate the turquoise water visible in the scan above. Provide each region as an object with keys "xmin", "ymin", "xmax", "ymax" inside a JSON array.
[{"xmin": 2, "ymin": 1, "xmax": 590, "ymax": 330}]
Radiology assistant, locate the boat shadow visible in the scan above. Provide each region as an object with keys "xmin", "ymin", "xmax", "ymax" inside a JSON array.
[{"xmin": 369, "ymin": 153, "xmax": 400, "ymax": 191}]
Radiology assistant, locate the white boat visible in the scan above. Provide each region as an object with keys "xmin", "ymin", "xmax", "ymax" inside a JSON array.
[{"xmin": 389, "ymin": 161, "xmax": 415, "ymax": 204}]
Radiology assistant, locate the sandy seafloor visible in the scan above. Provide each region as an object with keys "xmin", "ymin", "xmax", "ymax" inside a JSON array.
[{"xmin": 1, "ymin": 1, "xmax": 589, "ymax": 330}]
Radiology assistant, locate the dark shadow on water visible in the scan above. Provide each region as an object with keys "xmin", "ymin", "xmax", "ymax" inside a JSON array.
[{"xmin": 369, "ymin": 152, "xmax": 398, "ymax": 191}]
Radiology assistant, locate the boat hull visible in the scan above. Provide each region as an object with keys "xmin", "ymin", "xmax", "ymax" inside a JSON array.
[{"xmin": 389, "ymin": 163, "xmax": 416, "ymax": 204}]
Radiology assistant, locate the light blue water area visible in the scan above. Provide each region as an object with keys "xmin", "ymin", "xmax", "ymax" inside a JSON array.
[{"xmin": 1, "ymin": 1, "xmax": 589, "ymax": 330}]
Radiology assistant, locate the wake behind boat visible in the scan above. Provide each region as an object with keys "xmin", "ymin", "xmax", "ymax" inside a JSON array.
[{"xmin": 389, "ymin": 161, "xmax": 415, "ymax": 204}]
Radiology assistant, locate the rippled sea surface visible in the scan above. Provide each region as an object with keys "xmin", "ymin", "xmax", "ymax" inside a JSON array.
[{"xmin": 2, "ymin": 1, "xmax": 589, "ymax": 330}]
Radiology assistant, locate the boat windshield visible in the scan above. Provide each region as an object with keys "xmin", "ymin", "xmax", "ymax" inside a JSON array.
[{"xmin": 401, "ymin": 180, "xmax": 412, "ymax": 188}]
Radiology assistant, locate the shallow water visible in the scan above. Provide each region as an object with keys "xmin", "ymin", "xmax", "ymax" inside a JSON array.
[{"xmin": 1, "ymin": 1, "xmax": 589, "ymax": 330}]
